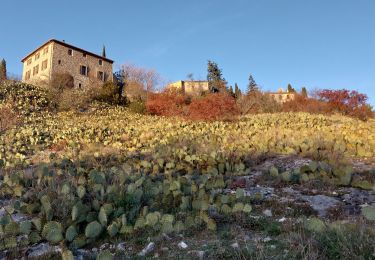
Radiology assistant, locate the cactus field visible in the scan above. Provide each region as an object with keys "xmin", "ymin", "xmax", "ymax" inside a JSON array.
[{"xmin": 1, "ymin": 83, "xmax": 375, "ymax": 258}]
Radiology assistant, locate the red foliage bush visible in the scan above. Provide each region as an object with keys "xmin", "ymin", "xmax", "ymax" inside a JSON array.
[
  {"xmin": 187, "ymin": 93, "xmax": 239, "ymax": 121},
  {"xmin": 317, "ymin": 89, "xmax": 373, "ymax": 120},
  {"xmin": 282, "ymin": 94, "xmax": 329, "ymax": 114},
  {"xmin": 0, "ymin": 103, "xmax": 20, "ymax": 132},
  {"xmin": 146, "ymin": 90, "xmax": 188, "ymax": 117}
]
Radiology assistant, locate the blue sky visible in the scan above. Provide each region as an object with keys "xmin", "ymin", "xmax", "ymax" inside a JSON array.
[{"xmin": 1, "ymin": 0, "xmax": 375, "ymax": 105}]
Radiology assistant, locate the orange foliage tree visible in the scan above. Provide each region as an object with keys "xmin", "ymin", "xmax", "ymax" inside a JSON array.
[
  {"xmin": 187, "ymin": 93, "xmax": 239, "ymax": 121},
  {"xmin": 146, "ymin": 90, "xmax": 188, "ymax": 117},
  {"xmin": 282, "ymin": 94, "xmax": 329, "ymax": 114},
  {"xmin": 317, "ymin": 89, "xmax": 373, "ymax": 120}
]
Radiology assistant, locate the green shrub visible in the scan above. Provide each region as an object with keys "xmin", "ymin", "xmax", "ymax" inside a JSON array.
[
  {"xmin": 94, "ymin": 82, "xmax": 125, "ymax": 105},
  {"xmin": 128, "ymin": 101, "xmax": 146, "ymax": 114}
]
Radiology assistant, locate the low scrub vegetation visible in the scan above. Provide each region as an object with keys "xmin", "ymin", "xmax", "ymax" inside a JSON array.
[
  {"xmin": 146, "ymin": 88, "xmax": 373, "ymax": 121},
  {"xmin": 146, "ymin": 90, "xmax": 187, "ymax": 117},
  {"xmin": 0, "ymin": 80, "xmax": 375, "ymax": 258},
  {"xmin": 146, "ymin": 91, "xmax": 239, "ymax": 121},
  {"xmin": 188, "ymin": 93, "xmax": 239, "ymax": 121},
  {"xmin": 0, "ymin": 103, "xmax": 19, "ymax": 132}
]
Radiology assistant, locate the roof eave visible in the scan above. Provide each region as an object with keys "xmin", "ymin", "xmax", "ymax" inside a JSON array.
[{"xmin": 21, "ymin": 39, "xmax": 114, "ymax": 64}]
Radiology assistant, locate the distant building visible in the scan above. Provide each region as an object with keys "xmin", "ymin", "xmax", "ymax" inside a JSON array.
[
  {"xmin": 21, "ymin": 39, "xmax": 113, "ymax": 88},
  {"xmin": 167, "ymin": 80, "xmax": 209, "ymax": 95},
  {"xmin": 267, "ymin": 88, "xmax": 296, "ymax": 103}
]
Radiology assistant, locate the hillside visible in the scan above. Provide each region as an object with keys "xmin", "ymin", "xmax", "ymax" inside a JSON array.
[{"xmin": 0, "ymin": 82, "xmax": 375, "ymax": 259}]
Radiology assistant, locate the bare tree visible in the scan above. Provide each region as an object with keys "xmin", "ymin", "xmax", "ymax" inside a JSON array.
[{"xmin": 119, "ymin": 63, "xmax": 161, "ymax": 101}]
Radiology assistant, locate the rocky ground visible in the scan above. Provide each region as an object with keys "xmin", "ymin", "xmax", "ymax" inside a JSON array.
[{"xmin": 1, "ymin": 155, "xmax": 375, "ymax": 259}]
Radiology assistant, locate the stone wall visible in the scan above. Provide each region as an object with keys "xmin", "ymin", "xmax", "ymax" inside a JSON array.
[
  {"xmin": 167, "ymin": 80, "xmax": 209, "ymax": 95},
  {"xmin": 269, "ymin": 92, "xmax": 296, "ymax": 103},
  {"xmin": 22, "ymin": 42, "xmax": 53, "ymax": 85},
  {"xmin": 22, "ymin": 41, "xmax": 113, "ymax": 88},
  {"xmin": 50, "ymin": 42, "xmax": 113, "ymax": 88}
]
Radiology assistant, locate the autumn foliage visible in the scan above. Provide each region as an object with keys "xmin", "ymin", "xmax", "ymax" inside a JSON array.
[
  {"xmin": 282, "ymin": 94, "xmax": 329, "ymax": 114},
  {"xmin": 146, "ymin": 91, "xmax": 239, "ymax": 121},
  {"xmin": 146, "ymin": 88, "xmax": 373, "ymax": 121},
  {"xmin": 188, "ymin": 93, "xmax": 239, "ymax": 121},
  {"xmin": 146, "ymin": 90, "xmax": 188, "ymax": 117},
  {"xmin": 317, "ymin": 89, "xmax": 373, "ymax": 120}
]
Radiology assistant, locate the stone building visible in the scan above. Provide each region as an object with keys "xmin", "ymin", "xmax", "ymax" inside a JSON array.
[
  {"xmin": 267, "ymin": 88, "xmax": 296, "ymax": 103},
  {"xmin": 21, "ymin": 39, "xmax": 113, "ymax": 88},
  {"xmin": 167, "ymin": 80, "xmax": 209, "ymax": 95}
]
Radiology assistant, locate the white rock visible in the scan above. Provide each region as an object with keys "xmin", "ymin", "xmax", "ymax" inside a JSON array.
[
  {"xmin": 99, "ymin": 243, "xmax": 109, "ymax": 250},
  {"xmin": 231, "ymin": 242, "xmax": 239, "ymax": 249},
  {"xmin": 117, "ymin": 242, "xmax": 126, "ymax": 251},
  {"xmin": 263, "ymin": 237, "xmax": 272, "ymax": 242},
  {"xmin": 162, "ymin": 233, "xmax": 172, "ymax": 240},
  {"xmin": 138, "ymin": 242, "xmax": 155, "ymax": 256},
  {"xmin": 27, "ymin": 243, "xmax": 61, "ymax": 258},
  {"xmin": 278, "ymin": 217, "xmax": 287, "ymax": 222},
  {"xmin": 178, "ymin": 241, "xmax": 188, "ymax": 249},
  {"xmin": 263, "ymin": 209, "xmax": 273, "ymax": 217},
  {"xmin": 189, "ymin": 250, "xmax": 205, "ymax": 259}
]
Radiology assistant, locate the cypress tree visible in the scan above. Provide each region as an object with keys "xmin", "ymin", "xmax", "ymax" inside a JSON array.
[
  {"xmin": 234, "ymin": 83, "xmax": 242, "ymax": 99},
  {"xmin": 102, "ymin": 45, "xmax": 106, "ymax": 58},
  {"xmin": 207, "ymin": 60, "xmax": 226, "ymax": 93},
  {"xmin": 247, "ymin": 74, "xmax": 258, "ymax": 94},
  {"xmin": 287, "ymin": 84, "xmax": 296, "ymax": 93},
  {"xmin": 229, "ymin": 85, "xmax": 234, "ymax": 97},
  {"xmin": 301, "ymin": 87, "xmax": 308, "ymax": 98},
  {"xmin": 0, "ymin": 59, "xmax": 6, "ymax": 81}
]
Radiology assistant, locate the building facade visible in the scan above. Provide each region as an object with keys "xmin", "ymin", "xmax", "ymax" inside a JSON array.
[
  {"xmin": 267, "ymin": 88, "xmax": 296, "ymax": 103},
  {"xmin": 167, "ymin": 80, "xmax": 209, "ymax": 95},
  {"xmin": 21, "ymin": 39, "xmax": 113, "ymax": 88}
]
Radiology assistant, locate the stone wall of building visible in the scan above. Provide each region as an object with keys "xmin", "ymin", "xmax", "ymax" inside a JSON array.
[
  {"xmin": 22, "ymin": 42, "xmax": 53, "ymax": 85},
  {"xmin": 22, "ymin": 40, "xmax": 113, "ymax": 88},
  {"xmin": 167, "ymin": 80, "xmax": 209, "ymax": 95},
  {"xmin": 268, "ymin": 92, "xmax": 296, "ymax": 103},
  {"xmin": 50, "ymin": 42, "xmax": 113, "ymax": 88}
]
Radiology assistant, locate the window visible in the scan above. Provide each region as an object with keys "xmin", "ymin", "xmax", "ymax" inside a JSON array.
[
  {"xmin": 35, "ymin": 52, "xmax": 40, "ymax": 60},
  {"xmin": 25, "ymin": 70, "xmax": 31, "ymax": 80},
  {"xmin": 97, "ymin": 71, "xmax": 104, "ymax": 81},
  {"xmin": 33, "ymin": 65, "xmax": 39, "ymax": 76},
  {"xmin": 79, "ymin": 83, "xmax": 82, "ymax": 88},
  {"xmin": 58, "ymin": 60, "xmax": 62, "ymax": 65},
  {"xmin": 68, "ymin": 49, "xmax": 73, "ymax": 56},
  {"xmin": 80, "ymin": 65, "xmax": 88, "ymax": 76},
  {"xmin": 43, "ymin": 47, "xmax": 48, "ymax": 55},
  {"xmin": 27, "ymin": 58, "xmax": 32, "ymax": 65},
  {"xmin": 42, "ymin": 59, "xmax": 48, "ymax": 70},
  {"xmin": 98, "ymin": 59, "xmax": 103, "ymax": 66},
  {"xmin": 83, "ymin": 53, "xmax": 86, "ymax": 57}
]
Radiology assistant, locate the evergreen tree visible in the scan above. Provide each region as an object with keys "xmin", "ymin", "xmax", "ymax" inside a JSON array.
[
  {"xmin": 102, "ymin": 45, "xmax": 106, "ymax": 58},
  {"xmin": 207, "ymin": 60, "xmax": 226, "ymax": 93},
  {"xmin": 229, "ymin": 85, "xmax": 234, "ymax": 97},
  {"xmin": 234, "ymin": 83, "xmax": 242, "ymax": 99},
  {"xmin": 287, "ymin": 83, "xmax": 296, "ymax": 93},
  {"xmin": 301, "ymin": 87, "xmax": 308, "ymax": 98},
  {"xmin": 0, "ymin": 59, "xmax": 6, "ymax": 81},
  {"xmin": 247, "ymin": 74, "xmax": 258, "ymax": 94}
]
